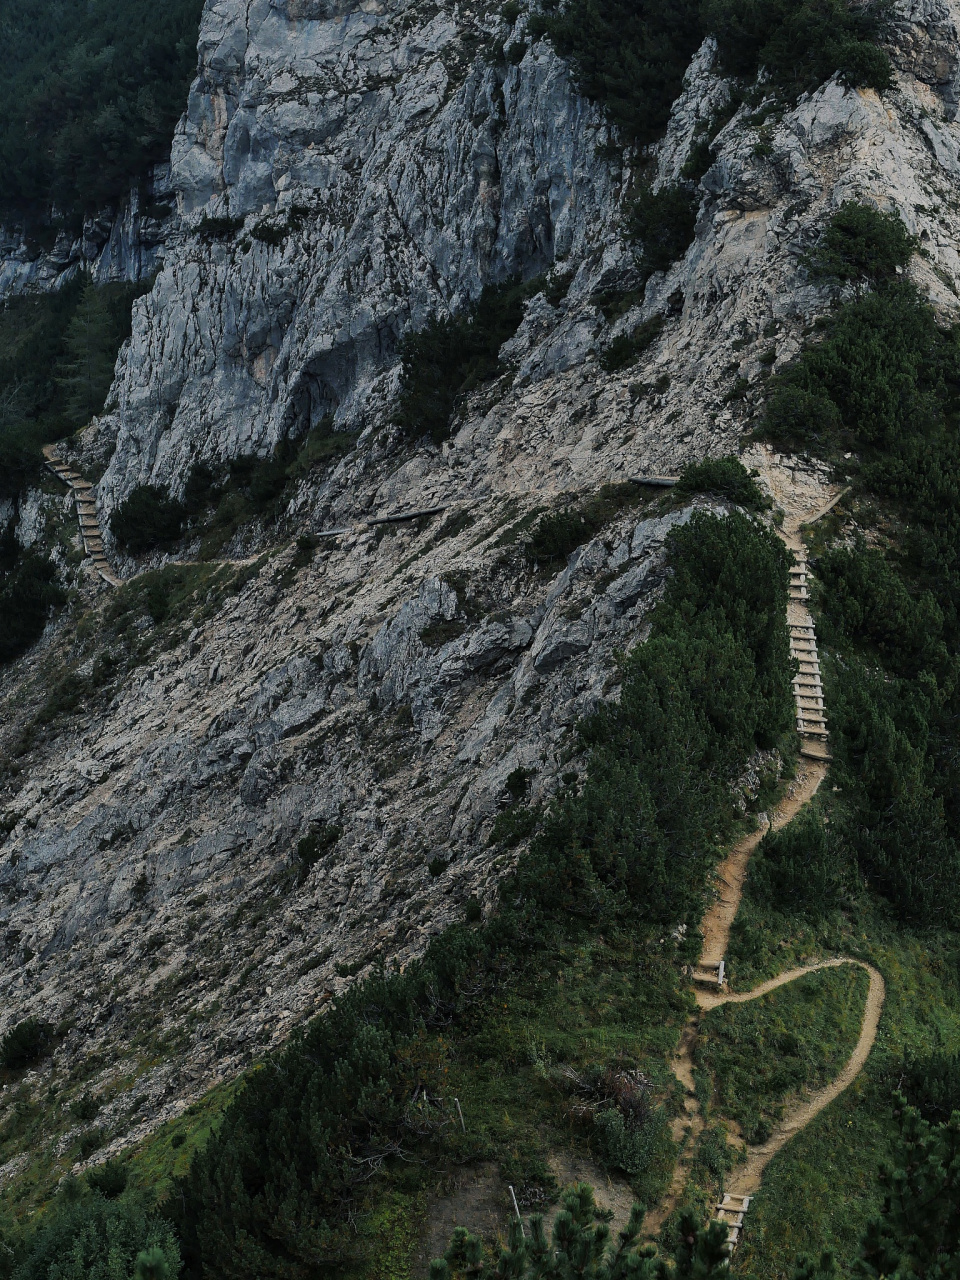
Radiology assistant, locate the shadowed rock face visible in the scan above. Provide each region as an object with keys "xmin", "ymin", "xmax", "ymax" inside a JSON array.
[{"xmin": 3, "ymin": 0, "xmax": 960, "ymax": 1180}]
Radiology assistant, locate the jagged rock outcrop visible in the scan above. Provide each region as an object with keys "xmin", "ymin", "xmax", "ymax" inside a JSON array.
[
  {"xmin": 0, "ymin": 167, "xmax": 177, "ymax": 299},
  {"xmin": 4, "ymin": 0, "xmax": 960, "ymax": 1182}
]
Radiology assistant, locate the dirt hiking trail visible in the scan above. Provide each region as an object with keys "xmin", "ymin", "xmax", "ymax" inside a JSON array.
[{"xmin": 646, "ymin": 452, "xmax": 885, "ymax": 1244}]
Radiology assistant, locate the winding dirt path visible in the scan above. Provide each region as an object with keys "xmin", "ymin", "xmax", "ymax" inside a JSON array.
[
  {"xmin": 723, "ymin": 960, "xmax": 885, "ymax": 1199},
  {"xmin": 646, "ymin": 455, "xmax": 885, "ymax": 1242}
]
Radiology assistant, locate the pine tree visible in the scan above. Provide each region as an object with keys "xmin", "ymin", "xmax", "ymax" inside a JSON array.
[
  {"xmin": 854, "ymin": 1100, "xmax": 960, "ymax": 1280},
  {"xmin": 428, "ymin": 1184, "xmax": 730, "ymax": 1280},
  {"xmin": 57, "ymin": 277, "xmax": 126, "ymax": 426},
  {"xmin": 132, "ymin": 1245, "xmax": 170, "ymax": 1280}
]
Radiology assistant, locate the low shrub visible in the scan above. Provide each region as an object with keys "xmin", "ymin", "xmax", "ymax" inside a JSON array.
[
  {"xmin": 746, "ymin": 805, "xmax": 847, "ymax": 917},
  {"xmin": 529, "ymin": 0, "xmax": 703, "ymax": 144},
  {"xmin": 0, "ymin": 541, "xmax": 64, "ymax": 665},
  {"xmin": 673, "ymin": 456, "xmax": 769, "ymax": 511},
  {"xmin": 0, "ymin": 1017, "xmax": 54, "ymax": 1069},
  {"xmin": 702, "ymin": 0, "xmax": 891, "ymax": 95},
  {"xmin": 625, "ymin": 185, "xmax": 699, "ymax": 280},
  {"xmin": 196, "ymin": 214, "xmax": 244, "ymax": 240},
  {"xmin": 85, "ymin": 1160, "xmax": 129, "ymax": 1199},
  {"xmin": 521, "ymin": 483, "xmax": 648, "ymax": 567},
  {"xmin": 394, "ymin": 276, "xmax": 542, "ymax": 444},
  {"xmin": 12, "ymin": 1187, "xmax": 180, "ymax": 1280},
  {"xmin": 898, "ymin": 1050, "xmax": 960, "ymax": 1125},
  {"xmin": 110, "ymin": 485, "xmax": 185, "ymax": 556},
  {"xmin": 593, "ymin": 1103, "xmax": 672, "ymax": 1192},
  {"xmin": 293, "ymin": 825, "xmax": 342, "ymax": 883},
  {"xmin": 804, "ymin": 201, "xmax": 916, "ymax": 286},
  {"xmin": 600, "ymin": 316, "xmax": 665, "ymax": 372}
]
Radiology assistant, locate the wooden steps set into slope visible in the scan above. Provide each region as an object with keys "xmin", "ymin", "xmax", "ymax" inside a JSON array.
[
  {"xmin": 715, "ymin": 1195, "xmax": 751, "ymax": 1249},
  {"xmin": 789, "ymin": 557, "xmax": 829, "ymax": 754},
  {"xmin": 42, "ymin": 445, "xmax": 120, "ymax": 586},
  {"xmin": 707, "ymin": 559, "xmax": 831, "ymax": 1251}
]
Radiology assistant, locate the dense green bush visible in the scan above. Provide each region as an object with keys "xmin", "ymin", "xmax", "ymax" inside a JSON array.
[
  {"xmin": 625, "ymin": 186, "xmax": 699, "ymax": 280},
  {"xmin": 0, "ymin": 0, "xmax": 204, "ymax": 224},
  {"xmin": 168, "ymin": 509, "xmax": 792, "ymax": 1277},
  {"xmin": 0, "ymin": 277, "xmax": 147, "ymax": 500},
  {"xmin": 395, "ymin": 277, "xmax": 541, "ymax": 444},
  {"xmin": 763, "ymin": 283, "xmax": 955, "ymax": 452},
  {"xmin": 57, "ymin": 279, "xmax": 147, "ymax": 425},
  {"xmin": 529, "ymin": 0, "xmax": 703, "ymax": 145},
  {"xmin": 0, "ymin": 542, "xmax": 64, "ymax": 666},
  {"xmin": 429, "ymin": 1187, "xmax": 730, "ymax": 1280},
  {"xmin": 673, "ymin": 455, "xmax": 769, "ymax": 510},
  {"xmin": 520, "ymin": 483, "xmax": 646, "ymax": 567},
  {"xmin": 110, "ymin": 486, "xmax": 186, "ymax": 556},
  {"xmin": 898, "ymin": 1051, "xmax": 960, "ymax": 1126},
  {"xmin": 804, "ymin": 202, "xmax": 916, "ymax": 286},
  {"xmin": 533, "ymin": 0, "xmax": 888, "ymax": 150},
  {"xmin": 0, "ymin": 1018, "xmax": 54, "ymax": 1069},
  {"xmin": 600, "ymin": 316, "xmax": 665, "ymax": 372},
  {"xmin": 11, "ymin": 1188, "xmax": 179, "ymax": 1280},
  {"xmin": 702, "ymin": 0, "xmax": 891, "ymax": 95},
  {"xmin": 746, "ymin": 805, "xmax": 846, "ymax": 916}
]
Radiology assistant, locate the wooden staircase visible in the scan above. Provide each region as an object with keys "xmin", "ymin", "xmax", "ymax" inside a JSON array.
[
  {"xmin": 690, "ymin": 958, "xmax": 726, "ymax": 987},
  {"xmin": 715, "ymin": 1194, "xmax": 751, "ymax": 1249},
  {"xmin": 789, "ymin": 557, "xmax": 829, "ymax": 758},
  {"xmin": 42, "ymin": 445, "xmax": 120, "ymax": 586}
]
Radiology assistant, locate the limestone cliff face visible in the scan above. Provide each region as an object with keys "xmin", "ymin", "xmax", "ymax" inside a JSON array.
[
  {"xmin": 3, "ymin": 0, "xmax": 960, "ymax": 1181},
  {"xmin": 93, "ymin": 0, "xmax": 621, "ymax": 507}
]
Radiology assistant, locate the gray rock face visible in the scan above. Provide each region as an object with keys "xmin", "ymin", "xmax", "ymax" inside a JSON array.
[
  {"xmin": 93, "ymin": 0, "xmax": 620, "ymax": 513},
  {"xmin": 0, "ymin": 168, "xmax": 176, "ymax": 300}
]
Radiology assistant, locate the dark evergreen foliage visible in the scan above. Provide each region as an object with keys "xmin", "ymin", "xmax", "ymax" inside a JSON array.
[
  {"xmin": 804, "ymin": 202, "xmax": 917, "ymax": 286},
  {"xmin": 0, "ymin": 1018, "xmax": 54, "ymax": 1070},
  {"xmin": 899, "ymin": 1052, "xmax": 960, "ymax": 1126},
  {"xmin": 429, "ymin": 1186, "xmax": 730, "ymax": 1279},
  {"xmin": 533, "ymin": 0, "xmax": 889, "ymax": 150},
  {"xmin": 394, "ymin": 278, "xmax": 541, "ymax": 444},
  {"xmin": 58, "ymin": 279, "xmax": 146, "ymax": 424},
  {"xmin": 855, "ymin": 1101, "xmax": 960, "ymax": 1280},
  {"xmin": 625, "ymin": 186, "xmax": 699, "ymax": 280},
  {"xmin": 110, "ymin": 487, "xmax": 187, "ymax": 557},
  {"xmin": 746, "ymin": 805, "xmax": 846, "ymax": 917},
  {"xmin": 0, "ymin": 0, "xmax": 204, "ymax": 225},
  {"xmin": 702, "ymin": 0, "xmax": 892, "ymax": 94},
  {"xmin": 673, "ymin": 456, "xmax": 769, "ymax": 510},
  {"xmin": 529, "ymin": 0, "xmax": 703, "ymax": 145},
  {"xmin": 0, "ymin": 277, "xmax": 147, "ymax": 500},
  {"xmin": 11, "ymin": 1187, "xmax": 178, "ymax": 1280},
  {"xmin": 0, "ymin": 540, "xmax": 64, "ymax": 667},
  {"xmin": 600, "ymin": 316, "xmax": 665, "ymax": 372}
]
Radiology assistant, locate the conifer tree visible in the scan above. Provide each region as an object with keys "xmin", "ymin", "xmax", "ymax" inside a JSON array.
[
  {"xmin": 57, "ymin": 278, "xmax": 126, "ymax": 426},
  {"xmin": 429, "ymin": 1184, "xmax": 731, "ymax": 1280}
]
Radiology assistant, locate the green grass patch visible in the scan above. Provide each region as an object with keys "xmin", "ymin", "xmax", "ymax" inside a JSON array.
[
  {"xmin": 698, "ymin": 964, "xmax": 869, "ymax": 1144},
  {"xmin": 126, "ymin": 1078, "xmax": 242, "ymax": 1199},
  {"xmin": 726, "ymin": 891, "xmax": 960, "ymax": 1277}
]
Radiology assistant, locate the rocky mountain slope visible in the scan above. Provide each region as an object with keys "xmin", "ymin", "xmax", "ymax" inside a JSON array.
[{"xmin": 3, "ymin": 0, "xmax": 960, "ymax": 1189}]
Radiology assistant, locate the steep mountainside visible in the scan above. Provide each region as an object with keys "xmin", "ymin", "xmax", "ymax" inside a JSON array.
[{"xmin": 4, "ymin": 0, "xmax": 960, "ymax": 1271}]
